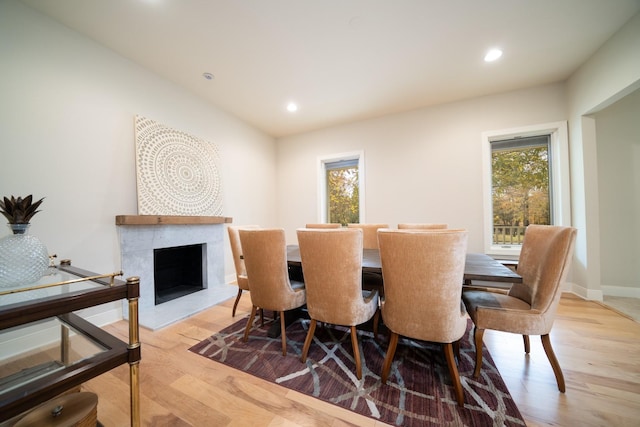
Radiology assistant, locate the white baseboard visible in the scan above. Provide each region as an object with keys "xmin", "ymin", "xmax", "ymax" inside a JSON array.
[
  {"xmin": 601, "ymin": 285, "xmax": 640, "ymax": 298},
  {"xmin": 75, "ymin": 303, "xmax": 123, "ymax": 327},
  {"xmin": 566, "ymin": 281, "xmax": 640, "ymax": 300},
  {"xmin": 565, "ymin": 281, "xmax": 604, "ymax": 301}
]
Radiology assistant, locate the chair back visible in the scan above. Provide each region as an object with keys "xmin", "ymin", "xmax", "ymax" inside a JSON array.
[
  {"xmin": 508, "ymin": 225, "xmax": 577, "ymax": 316},
  {"xmin": 397, "ymin": 223, "xmax": 448, "ymax": 230},
  {"xmin": 305, "ymin": 223, "xmax": 341, "ymax": 229},
  {"xmin": 347, "ymin": 223, "xmax": 389, "ymax": 249},
  {"xmin": 297, "ymin": 228, "xmax": 366, "ymax": 325},
  {"xmin": 228, "ymin": 225, "xmax": 259, "ymax": 283},
  {"xmin": 378, "ymin": 229, "xmax": 468, "ymax": 343},
  {"xmin": 239, "ymin": 228, "xmax": 300, "ymax": 311}
]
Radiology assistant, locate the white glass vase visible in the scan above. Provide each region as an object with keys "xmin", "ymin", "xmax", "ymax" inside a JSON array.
[{"xmin": 0, "ymin": 224, "xmax": 49, "ymax": 288}]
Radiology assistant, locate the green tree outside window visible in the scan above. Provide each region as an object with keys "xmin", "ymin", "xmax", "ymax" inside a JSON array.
[
  {"xmin": 491, "ymin": 138, "xmax": 550, "ymax": 245},
  {"xmin": 327, "ymin": 166, "xmax": 359, "ymax": 225}
]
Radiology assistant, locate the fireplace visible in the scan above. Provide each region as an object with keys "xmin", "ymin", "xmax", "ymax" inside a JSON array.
[
  {"xmin": 116, "ymin": 215, "xmax": 236, "ymax": 330},
  {"xmin": 154, "ymin": 244, "xmax": 205, "ymax": 305}
]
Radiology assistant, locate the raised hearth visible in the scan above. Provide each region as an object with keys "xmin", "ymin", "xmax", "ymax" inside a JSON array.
[{"xmin": 116, "ymin": 215, "xmax": 235, "ymax": 330}]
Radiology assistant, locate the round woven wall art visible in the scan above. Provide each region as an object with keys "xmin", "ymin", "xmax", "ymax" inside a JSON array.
[{"xmin": 134, "ymin": 115, "xmax": 223, "ymax": 216}]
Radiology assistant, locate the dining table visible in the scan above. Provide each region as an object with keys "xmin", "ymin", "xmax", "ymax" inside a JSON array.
[
  {"xmin": 286, "ymin": 245, "xmax": 522, "ymax": 286},
  {"xmin": 270, "ymin": 245, "xmax": 521, "ymax": 339}
]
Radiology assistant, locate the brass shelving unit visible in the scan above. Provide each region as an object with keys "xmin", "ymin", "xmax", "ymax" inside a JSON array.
[{"xmin": 0, "ymin": 263, "xmax": 140, "ymax": 426}]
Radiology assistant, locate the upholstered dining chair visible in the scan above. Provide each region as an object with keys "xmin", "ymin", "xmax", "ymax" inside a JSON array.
[
  {"xmin": 377, "ymin": 228, "xmax": 468, "ymax": 406},
  {"xmin": 462, "ymin": 224, "xmax": 577, "ymax": 393},
  {"xmin": 347, "ymin": 223, "xmax": 389, "ymax": 249},
  {"xmin": 305, "ymin": 223, "xmax": 342, "ymax": 228},
  {"xmin": 227, "ymin": 225, "xmax": 259, "ymax": 317},
  {"xmin": 297, "ymin": 228, "xmax": 380, "ymax": 380},
  {"xmin": 397, "ymin": 223, "xmax": 448, "ymax": 230},
  {"xmin": 239, "ymin": 228, "xmax": 306, "ymax": 356}
]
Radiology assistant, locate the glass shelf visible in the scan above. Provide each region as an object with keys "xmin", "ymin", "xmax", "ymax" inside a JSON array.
[
  {"xmin": 0, "ymin": 268, "xmax": 102, "ymax": 307},
  {"xmin": 0, "ymin": 316, "xmax": 105, "ymax": 394}
]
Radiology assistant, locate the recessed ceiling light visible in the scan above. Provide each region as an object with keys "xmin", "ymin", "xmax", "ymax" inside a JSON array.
[
  {"xmin": 286, "ymin": 102, "xmax": 298, "ymax": 113},
  {"xmin": 202, "ymin": 72, "xmax": 214, "ymax": 80},
  {"xmin": 484, "ymin": 48, "xmax": 503, "ymax": 62}
]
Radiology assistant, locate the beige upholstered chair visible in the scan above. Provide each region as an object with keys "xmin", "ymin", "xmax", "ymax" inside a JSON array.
[
  {"xmin": 239, "ymin": 228, "xmax": 306, "ymax": 356},
  {"xmin": 305, "ymin": 223, "xmax": 342, "ymax": 228},
  {"xmin": 397, "ymin": 223, "xmax": 448, "ymax": 230},
  {"xmin": 378, "ymin": 228, "xmax": 468, "ymax": 406},
  {"xmin": 227, "ymin": 225, "xmax": 259, "ymax": 317},
  {"xmin": 297, "ymin": 228, "xmax": 380, "ymax": 379},
  {"xmin": 462, "ymin": 225, "xmax": 577, "ymax": 392},
  {"xmin": 347, "ymin": 223, "xmax": 389, "ymax": 249}
]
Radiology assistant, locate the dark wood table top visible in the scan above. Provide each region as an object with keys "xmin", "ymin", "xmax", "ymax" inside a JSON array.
[{"xmin": 286, "ymin": 245, "xmax": 522, "ymax": 284}]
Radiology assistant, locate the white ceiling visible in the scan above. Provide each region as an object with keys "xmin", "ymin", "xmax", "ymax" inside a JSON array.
[{"xmin": 21, "ymin": 0, "xmax": 640, "ymax": 138}]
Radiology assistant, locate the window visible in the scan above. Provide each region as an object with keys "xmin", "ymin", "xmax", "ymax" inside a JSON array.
[
  {"xmin": 318, "ymin": 151, "xmax": 365, "ymax": 225},
  {"xmin": 482, "ymin": 122, "xmax": 570, "ymax": 257},
  {"xmin": 491, "ymin": 135, "xmax": 551, "ymax": 246}
]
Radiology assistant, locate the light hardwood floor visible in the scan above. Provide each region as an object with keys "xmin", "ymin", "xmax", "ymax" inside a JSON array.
[{"xmin": 81, "ymin": 292, "xmax": 640, "ymax": 426}]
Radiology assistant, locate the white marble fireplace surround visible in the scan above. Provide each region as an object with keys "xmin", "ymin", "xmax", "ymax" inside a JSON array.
[{"xmin": 116, "ymin": 215, "xmax": 236, "ymax": 330}]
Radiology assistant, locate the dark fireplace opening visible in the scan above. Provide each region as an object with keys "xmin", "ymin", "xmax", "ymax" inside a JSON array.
[{"xmin": 154, "ymin": 244, "xmax": 205, "ymax": 305}]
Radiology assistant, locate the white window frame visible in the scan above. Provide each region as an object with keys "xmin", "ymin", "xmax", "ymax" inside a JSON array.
[
  {"xmin": 482, "ymin": 122, "xmax": 570, "ymax": 257},
  {"xmin": 317, "ymin": 151, "xmax": 365, "ymax": 223}
]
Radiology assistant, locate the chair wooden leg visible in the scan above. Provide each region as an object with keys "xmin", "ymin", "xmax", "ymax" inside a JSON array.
[
  {"xmin": 232, "ymin": 288, "xmax": 243, "ymax": 317},
  {"xmin": 372, "ymin": 309, "xmax": 380, "ymax": 340},
  {"xmin": 243, "ymin": 305, "xmax": 258, "ymax": 342},
  {"xmin": 280, "ymin": 311, "xmax": 288, "ymax": 356},
  {"xmin": 301, "ymin": 319, "xmax": 317, "ymax": 363},
  {"xmin": 350, "ymin": 326, "xmax": 363, "ymax": 380},
  {"xmin": 473, "ymin": 327, "xmax": 485, "ymax": 378},
  {"xmin": 453, "ymin": 339, "xmax": 461, "ymax": 361},
  {"xmin": 541, "ymin": 334, "xmax": 566, "ymax": 392},
  {"xmin": 381, "ymin": 332, "xmax": 399, "ymax": 384},
  {"xmin": 523, "ymin": 335, "xmax": 530, "ymax": 354},
  {"xmin": 444, "ymin": 342, "xmax": 464, "ymax": 407}
]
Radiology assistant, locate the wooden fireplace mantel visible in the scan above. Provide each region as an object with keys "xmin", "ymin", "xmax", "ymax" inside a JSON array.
[{"xmin": 115, "ymin": 215, "xmax": 233, "ymax": 225}]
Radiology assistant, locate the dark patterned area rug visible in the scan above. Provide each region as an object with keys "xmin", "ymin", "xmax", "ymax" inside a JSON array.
[{"xmin": 189, "ymin": 316, "xmax": 525, "ymax": 426}]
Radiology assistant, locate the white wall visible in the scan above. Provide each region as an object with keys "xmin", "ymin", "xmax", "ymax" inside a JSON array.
[
  {"xmin": 4, "ymin": 0, "xmax": 639, "ymax": 306},
  {"xmin": 276, "ymin": 83, "xmax": 567, "ymax": 251},
  {"xmin": 566, "ymin": 12, "xmax": 640, "ymax": 298},
  {"xmin": 0, "ymin": 1, "xmax": 277, "ymax": 288},
  {"xmin": 594, "ymin": 89, "xmax": 640, "ymax": 296},
  {"xmin": 276, "ymin": 13, "xmax": 640, "ymax": 299}
]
